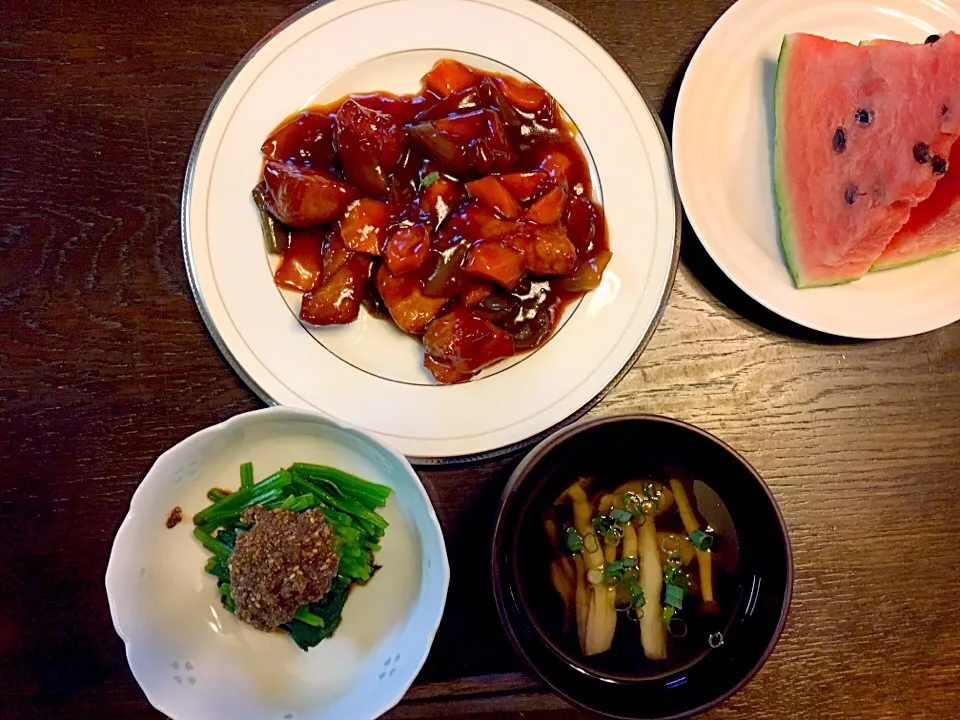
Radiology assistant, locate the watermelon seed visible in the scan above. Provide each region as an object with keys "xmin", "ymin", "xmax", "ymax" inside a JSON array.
[
  {"xmin": 913, "ymin": 142, "xmax": 931, "ymax": 164},
  {"xmin": 832, "ymin": 128, "xmax": 846, "ymax": 153},
  {"xmin": 932, "ymin": 156, "xmax": 948, "ymax": 175},
  {"xmin": 925, "ymin": 34, "xmax": 941, "ymax": 44},
  {"xmin": 942, "ymin": 105, "xmax": 950, "ymax": 117},
  {"xmin": 854, "ymin": 109, "xmax": 874, "ymax": 126},
  {"xmin": 844, "ymin": 186, "xmax": 858, "ymax": 205}
]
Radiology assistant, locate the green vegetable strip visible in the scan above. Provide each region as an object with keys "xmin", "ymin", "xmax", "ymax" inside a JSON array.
[
  {"xmin": 240, "ymin": 462, "xmax": 254, "ymax": 489},
  {"xmin": 293, "ymin": 606, "xmax": 326, "ymax": 627},
  {"xmin": 193, "ymin": 470, "xmax": 293, "ymax": 526},
  {"xmin": 292, "ymin": 474, "xmax": 387, "ymax": 533},
  {"xmin": 290, "ymin": 463, "xmax": 391, "ymax": 507},
  {"xmin": 194, "ymin": 527, "xmax": 232, "ymax": 560},
  {"xmin": 194, "ymin": 462, "xmax": 389, "ymax": 650},
  {"xmin": 290, "ymin": 478, "xmax": 383, "ymax": 538}
]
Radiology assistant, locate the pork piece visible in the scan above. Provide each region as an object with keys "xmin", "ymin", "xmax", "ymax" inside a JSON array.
[
  {"xmin": 321, "ymin": 229, "xmax": 351, "ymax": 282},
  {"xmin": 340, "ymin": 198, "xmax": 392, "ymax": 256},
  {"xmin": 229, "ymin": 507, "xmax": 339, "ymax": 632},
  {"xmin": 507, "ymin": 224, "xmax": 578, "ymax": 276},
  {"xmin": 421, "ymin": 308, "xmax": 515, "ymax": 382},
  {"xmin": 335, "ymin": 99, "xmax": 406, "ymax": 196},
  {"xmin": 407, "ymin": 109, "xmax": 516, "ymax": 176},
  {"xmin": 300, "ymin": 253, "xmax": 374, "ymax": 326},
  {"xmin": 262, "ymin": 160, "xmax": 358, "ymax": 227},
  {"xmin": 261, "ymin": 111, "xmax": 337, "ymax": 170},
  {"xmin": 377, "ymin": 264, "xmax": 448, "ymax": 334}
]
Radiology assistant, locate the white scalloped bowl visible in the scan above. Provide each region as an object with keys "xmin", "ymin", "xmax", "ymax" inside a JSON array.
[{"xmin": 105, "ymin": 406, "xmax": 449, "ymax": 720}]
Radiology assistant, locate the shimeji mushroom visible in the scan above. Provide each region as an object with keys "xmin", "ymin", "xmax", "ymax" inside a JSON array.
[
  {"xmin": 556, "ymin": 479, "xmax": 618, "ymax": 656},
  {"xmin": 669, "ymin": 479, "xmax": 717, "ymax": 614},
  {"xmin": 633, "ymin": 481, "xmax": 675, "ymax": 661}
]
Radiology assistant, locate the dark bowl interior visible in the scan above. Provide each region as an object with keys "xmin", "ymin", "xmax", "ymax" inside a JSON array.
[{"xmin": 492, "ymin": 414, "xmax": 793, "ymax": 719}]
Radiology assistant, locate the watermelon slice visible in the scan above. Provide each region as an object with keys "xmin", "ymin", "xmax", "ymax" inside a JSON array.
[
  {"xmin": 860, "ymin": 37, "xmax": 960, "ymax": 271},
  {"xmin": 774, "ymin": 33, "xmax": 960, "ymax": 287},
  {"xmin": 873, "ymin": 140, "xmax": 960, "ymax": 270}
]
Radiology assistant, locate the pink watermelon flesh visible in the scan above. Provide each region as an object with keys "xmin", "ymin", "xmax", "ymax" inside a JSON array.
[
  {"xmin": 874, "ymin": 126, "xmax": 960, "ymax": 270},
  {"xmin": 774, "ymin": 33, "xmax": 960, "ymax": 287}
]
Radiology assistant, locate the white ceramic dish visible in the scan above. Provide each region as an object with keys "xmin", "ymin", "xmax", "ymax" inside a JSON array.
[
  {"xmin": 181, "ymin": 0, "xmax": 680, "ymax": 463},
  {"xmin": 105, "ymin": 406, "xmax": 449, "ymax": 720},
  {"xmin": 674, "ymin": 0, "xmax": 960, "ymax": 339}
]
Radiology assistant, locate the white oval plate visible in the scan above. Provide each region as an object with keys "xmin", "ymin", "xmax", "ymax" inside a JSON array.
[
  {"xmin": 105, "ymin": 406, "xmax": 449, "ymax": 720},
  {"xmin": 182, "ymin": 0, "xmax": 679, "ymax": 463},
  {"xmin": 674, "ymin": 0, "xmax": 960, "ymax": 339}
]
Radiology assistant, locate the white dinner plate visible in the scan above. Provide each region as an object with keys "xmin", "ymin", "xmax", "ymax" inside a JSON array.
[
  {"xmin": 674, "ymin": 0, "xmax": 960, "ymax": 339},
  {"xmin": 182, "ymin": 0, "xmax": 679, "ymax": 463}
]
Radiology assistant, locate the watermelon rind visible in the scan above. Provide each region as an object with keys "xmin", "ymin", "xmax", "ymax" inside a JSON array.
[
  {"xmin": 772, "ymin": 35, "xmax": 803, "ymax": 287},
  {"xmin": 773, "ymin": 36, "xmax": 859, "ymax": 289},
  {"xmin": 872, "ymin": 246, "xmax": 960, "ymax": 272}
]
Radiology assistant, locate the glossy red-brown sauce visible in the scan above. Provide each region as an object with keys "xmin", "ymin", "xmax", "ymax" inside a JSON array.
[{"xmin": 255, "ymin": 59, "xmax": 610, "ymax": 384}]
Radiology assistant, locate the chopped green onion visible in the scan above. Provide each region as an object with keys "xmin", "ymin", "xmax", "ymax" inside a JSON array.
[
  {"xmin": 641, "ymin": 482, "xmax": 658, "ymax": 500},
  {"xmin": 603, "ymin": 525, "xmax": 623, "ymax": 546},
  {"xmin": 662, "ymin": 606, "xmax": 675, "ymax": 622},
  {"xmin": 664, "ymin": 583, "xmax": 686, "ymax": 609},
  {"xmin": 689, "ymin": 529, "xmax": 714, "ymax": 551},
  {"xmin": 640, "ymin": 499, "xmax": 658, "ymax": 515},
  {"xmin": 610, "ymin": 507, "xmax": 632, "ymax": 523},
  {"xmin": 660, "ymin": 534, "xmax": 682, "ymax": 554},
  {"xmin": 622, "ymin": 491, "xmax": 642, "ymax": 516},
  {"xmin": 624, "ymin": 579, "xmax": 645, "ymax": 607},
  {"xmin": 240, "ymin": 462, "xmax": 254, "ymax": 489},
  {"xmin": 563, "ymin": 526, "xmax": 584, "ymax": 553},
  {"xmin": 592, "ymin": 515, "xmax": 614, "ymax": 535},
  {"xmin": 668, "ymin": 617, "xmax": 688, "ymax": 638},
  {"xmin": 621, "ymin": 567, "xmax": 639, "ymax": 583},
  {"xmin": 420, "ymin": 171, "xmax": 441, "ymax": 188},
  {"xmin": 621, "ymin": 556, "xmax": 638, "ymax": 569},
  {"xmin": 708, "ymin": 631, "xmax": 725, "ymax": 648},
  {"xmin": 605, "ymin": 560, "xmax": 625, "ymax": 579}
]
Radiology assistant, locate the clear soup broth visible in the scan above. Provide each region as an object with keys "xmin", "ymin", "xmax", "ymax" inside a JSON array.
[{"xmin": 519, "ymin": 467, "xmax": 741, "ymax": 679}]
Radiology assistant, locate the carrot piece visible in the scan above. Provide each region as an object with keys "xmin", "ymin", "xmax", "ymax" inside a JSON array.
[
  {"xmin": 463, "ymin": 240, "xmax": 525, "ymax": 289},
  {"xmin": 524, "ymin": 186, "xmax": 566, "ymax": 225},
  {"xmin": 385, "ymin": 225, "xmax": 431, "ymax": 275},
  {"xmin": 274, "ymin": 229, "xmax": 324, "ymax": 292},
  {"xmin": 497, "ymin": 171, "xmax": 547, "ymax": 202},
  {"xmin": 465, "ymin": 176, "xmax": 521, "ymax": 219},
  {"xmin": 421, "ymin": 59, "xmax": 480, "ymax": 98},
  {"xmin": 492, "ymin": 75, "xmax": 549, "ymax": 112}
]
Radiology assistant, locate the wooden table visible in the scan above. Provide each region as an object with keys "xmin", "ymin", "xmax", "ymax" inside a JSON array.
[{"xmin": 3, "ymin": 0, "xmax": 960, "ymax": 718}]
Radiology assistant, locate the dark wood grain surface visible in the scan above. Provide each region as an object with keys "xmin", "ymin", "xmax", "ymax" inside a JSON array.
[{"xmin": 2, "ymin": 0, "xmax": 959, "ymax": 718}]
